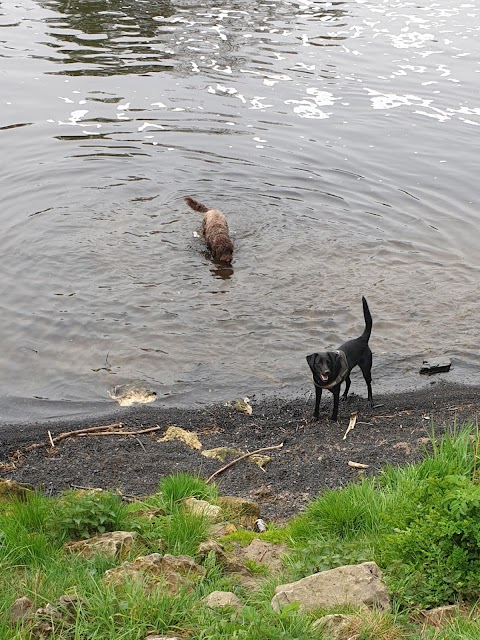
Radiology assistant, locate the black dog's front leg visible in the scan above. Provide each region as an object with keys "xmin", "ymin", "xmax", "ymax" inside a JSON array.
[
  {"xmin": 313, "ymin": 385, "xmax": 322, "ymax": 419},
  {"xmin": 341, "ymin": 375, "xmax": 351, "ymax": 401},
  {"xmin": 331, "ymin": 385, "xmax": 341, "ymax": 421}
]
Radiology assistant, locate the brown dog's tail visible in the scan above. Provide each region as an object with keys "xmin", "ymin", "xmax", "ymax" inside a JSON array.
[
  {"xmin": 184, "ymin": 196, "xmax": 209, "ymax": 213},
  {"xmin": 360, "ymin": 296, "xmax": 373, "ymax": 342}
]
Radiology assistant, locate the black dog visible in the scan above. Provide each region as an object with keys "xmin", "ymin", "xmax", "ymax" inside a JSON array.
[{"xmin": 306, "ymin": 297, "xmax": 373, "ymax": 421}]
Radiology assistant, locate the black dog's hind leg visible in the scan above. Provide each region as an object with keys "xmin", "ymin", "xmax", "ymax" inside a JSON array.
[
  {"xmin": 331, "ymin": 385, "xmax": 341, "ymax": 421},
  {"xmin": 359, "ymin": 361, "xmax": 374, "ymax": 406},
  {"xmin": 341, "ymin": 375, "xmax": 351, "ymax": 401},
  {"xmin": 313, "ymin": 385, "xmax": 322, "ymax": 419}
]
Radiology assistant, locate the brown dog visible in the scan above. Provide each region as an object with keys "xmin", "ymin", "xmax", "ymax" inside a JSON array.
[{"xmin": 184, "ymin": 196, "xmax": 234, "ymax": 264}]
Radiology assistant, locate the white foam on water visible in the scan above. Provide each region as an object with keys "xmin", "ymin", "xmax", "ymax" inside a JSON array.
[
  {"xmin": 58, "ymin": 109, "xmax": 89, "ymax": 126},
  {"xmin": 249, "ymin": 97, "xmax": 273, "ymax": 109},
  {"xmin": 285, "ymin": 87, "xmax": 337, "ymax": 119},
  {"xmin": 138, "ymin": 122, "xmax": 164, "ymax": 132}
]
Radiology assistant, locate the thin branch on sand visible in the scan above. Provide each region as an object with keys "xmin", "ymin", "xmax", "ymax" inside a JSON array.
[
  {"xmin": 206, "ymin": 443, "xmax": 284, "ymax": 484},
  {"xmin": 20, "ymin": 423, "xmax": 162, "ymax": 455}
]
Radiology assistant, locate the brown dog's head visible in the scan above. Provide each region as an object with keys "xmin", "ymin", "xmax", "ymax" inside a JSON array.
[
  {"xmin": 306, "ymin": 352, "xmax": 341, "ymax": 386},
  {"xmin": 213, "ymin": 239, "xmax": 234, "ymax": 265}
]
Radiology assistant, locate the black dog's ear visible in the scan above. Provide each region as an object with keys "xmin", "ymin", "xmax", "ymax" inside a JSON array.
[
  {"xmin": 330, "ymin": 351, "xmax": 343, "ymax": 371},
  {"xmin": 306, "ymin": 353, "xmax": 317, "ymax": 371}
]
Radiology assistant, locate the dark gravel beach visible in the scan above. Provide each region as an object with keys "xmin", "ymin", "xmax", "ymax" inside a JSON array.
[{"xmin": 1, "ymin": 381, "xmax": 480, "ymax": 522}]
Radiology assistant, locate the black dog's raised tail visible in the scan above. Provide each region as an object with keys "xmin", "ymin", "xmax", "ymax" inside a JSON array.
[
  {"xmin": 361, "ymin": 296, "xmax": 372, "ymax": 341},
  {"xmin": 184, "ymin": 196, "xmax": 209, "ymax": 213}
]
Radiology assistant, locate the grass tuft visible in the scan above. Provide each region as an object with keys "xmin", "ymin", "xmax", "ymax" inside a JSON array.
[{"xmin": 157, "ymin": 472, "xmax": 218, "ymax": 513}]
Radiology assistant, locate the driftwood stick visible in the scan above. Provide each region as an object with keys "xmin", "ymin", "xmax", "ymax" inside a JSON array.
[
  {"xmin": 21, "ymin": 425, "xmax": 121, "ymax": 454},
  {"xmin": 15, "ymin": 424, "xmax": 162, "ymax": 457},
  {"xmin": 206, "ymin": 442, "xmax": 284, "ymax": 484},
  {"xmin": 52, "ymin": 423, "xmax": 123, "ymax": 443},
  {"xmin": 135, "ymin": 437, "xmax": 146, "ymax": 452},
  {"xmin": 105, "ymin": 425, "xmax": 162, "ymax": 436},
  {"xmin": 23, "ymin": 442, "xmax": 48, "ymax": 453},
  {"xmin": 74, "ymin": 426, "xmax": 162, "ymax": 437}
]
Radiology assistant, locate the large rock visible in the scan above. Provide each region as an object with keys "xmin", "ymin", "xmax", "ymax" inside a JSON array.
[
  {"xmin": 217, "ymin": 496, "xmax": 260, "ymax": 529},
  {"xmin": 104, "ymin": 553, "xmax": 206, "ymax": 592},
  {"xmin": 271, "ymin": 562, "xmax": 390, "ymax": 612},
  {"xmin": 65, "ymin": 531, "xmax": 137, "ymax": 559}
]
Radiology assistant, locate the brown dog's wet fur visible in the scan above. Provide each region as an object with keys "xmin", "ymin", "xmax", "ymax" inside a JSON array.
[{"xmin": 184, "ymin": 196, "xmax": 234, "ymax": 264}]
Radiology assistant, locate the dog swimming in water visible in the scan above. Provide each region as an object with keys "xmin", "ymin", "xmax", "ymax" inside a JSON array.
[{"xmin": 184, "ymin": 196, "xmax": 234, "ymax": 265}]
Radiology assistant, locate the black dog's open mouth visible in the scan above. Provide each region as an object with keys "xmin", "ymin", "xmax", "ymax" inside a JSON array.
[{"xmin": 320, "ymin": 374, "xmax": 329, "ymax": 382}]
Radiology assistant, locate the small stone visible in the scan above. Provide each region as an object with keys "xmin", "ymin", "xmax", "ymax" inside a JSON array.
[
  {"xmin": 0, "ymin": 479, "xmax": 34, "ymax": 500},
  {"xmin": 419, "ymin": 604, "xmax": 459, "ymax": 627},
  {"xmin": 196, "ymin": 540, "xmax": 256, "ymax": 588},
  {"xmin": 158, "ymin": 426, "xmax": 202, "ymax": 450},
  {"xmin": 65, "ymin": 531, "xmax": 137, "ymax": 559},
  {"xmin": 208, "ymin": 521, "xmax": 237, "ymax": 538},
  {"xmin": 104, "ymin": 553, "xmax": 205, "ymax": 593},
  {"xmin": 9, "ymin": 596, "xmax": 33, "ymax": 623},
  {"xmin": 420, "ymin": 357, "xmax": 451, "ymax": 375},
  {"xmin": 231, "ymin": 398, "xmax": 252, "ymax": 414},
  {"xmin": 203, "ymin": 591, "xmax": 243, "ymax": 609},
  {"xmin": 30, "ymin": 620, "xmax": 54, "ymax": 638},
  {"xmin": 240, "ymin": 539, "xmax": 288, "ymax": 574},
  {"xmin": 183, "ymin": 497, "xmax": 221, "ymax": 522},
  {"xmin": 312, "ymin": 614, "xmax": 358, "ymax": 639},
  {"xmin": 217, "ymin": 496, "xmax": 260, "ymax": 529}
]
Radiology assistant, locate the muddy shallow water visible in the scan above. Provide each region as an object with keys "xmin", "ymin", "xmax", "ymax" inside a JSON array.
[{"xmin": 1, "ymin": 0, "xmax": 479, "ymax": 423}]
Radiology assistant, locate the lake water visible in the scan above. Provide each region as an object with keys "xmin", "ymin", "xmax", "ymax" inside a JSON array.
[{"xmin": 1, "ymin": 0, "xmax": 479, "ymax": 422}]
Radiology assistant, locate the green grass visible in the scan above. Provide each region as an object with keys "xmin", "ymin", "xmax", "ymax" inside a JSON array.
[
  {"xmin": 157, "ymin": 472, "xmax": 219, "ymax": 512},
  {"xmin": 2, "ymin": 426, "xmax": 480, "ymax": 638}
]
